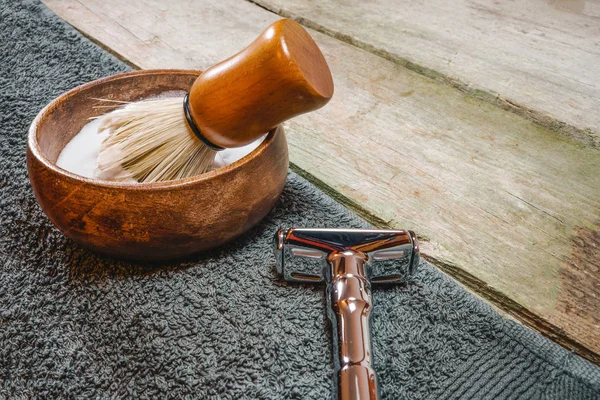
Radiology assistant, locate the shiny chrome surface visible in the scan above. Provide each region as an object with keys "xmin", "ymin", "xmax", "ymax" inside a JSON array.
[{"xmin": 274, "ymin": 228, "xmax": 420, "ymax": 400}]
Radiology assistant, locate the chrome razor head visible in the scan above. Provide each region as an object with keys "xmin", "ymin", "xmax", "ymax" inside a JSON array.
[{"xmin": 274, "ymin": 228, "xmax": 420, "ymax": 284}]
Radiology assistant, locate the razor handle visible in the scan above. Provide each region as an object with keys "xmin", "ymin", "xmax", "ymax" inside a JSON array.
[
  {"xmin": 274, "ymin": 228, "xmax": 420, "ymax": 400},
  {"xmin": 328, "ymin": 250, "xmax": 377, "ymax": 400}
]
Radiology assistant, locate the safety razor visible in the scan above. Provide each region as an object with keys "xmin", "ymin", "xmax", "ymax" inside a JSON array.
[{"xmin": 274, "ymin": 228, "xmax": 420, "ymax": 400}]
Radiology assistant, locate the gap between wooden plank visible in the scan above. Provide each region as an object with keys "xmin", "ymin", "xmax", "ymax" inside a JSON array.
[{"xmin": 247, "ymin": 0, "xmax": 600, "ymax": 150}]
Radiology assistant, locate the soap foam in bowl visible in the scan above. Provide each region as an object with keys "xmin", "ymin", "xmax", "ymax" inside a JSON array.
[
  {"xmin": 27, "ymin": 69, "xmax": 288, "ymax": 261},
  {"xmin": 56, "ymin": 92, "xmax": 267, "ymax": 181}
]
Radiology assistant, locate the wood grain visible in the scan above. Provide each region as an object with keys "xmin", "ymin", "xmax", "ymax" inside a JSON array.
[
  {"xmin": 189, "ymin": 18, "xmax": 333, "ymax": 148},
  {"xmin": 27, "ymin": 70, "xmax": 289, "ymax": 261},
  {"xmin": 43, "ymin": 0, "xmax": 600, "ymax": 361},
  {"xmin": 252, "ymin": 0, "xmax": 600, "ymax": 148}
]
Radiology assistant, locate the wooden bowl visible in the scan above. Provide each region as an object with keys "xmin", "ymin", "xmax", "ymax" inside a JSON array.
[{"xmin": 27, "ymin": 70, "xmax": 289, "ymax": 261}]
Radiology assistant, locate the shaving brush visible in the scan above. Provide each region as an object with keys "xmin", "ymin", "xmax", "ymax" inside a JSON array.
[{"xmin": 96, "ymin": 19, "xmax": 334, "ymax": 183}]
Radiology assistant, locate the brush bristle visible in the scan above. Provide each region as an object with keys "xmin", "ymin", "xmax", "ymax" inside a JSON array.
[{"xmin": 95, "ymin": 97, "xmax": 217, "ymax": 183}]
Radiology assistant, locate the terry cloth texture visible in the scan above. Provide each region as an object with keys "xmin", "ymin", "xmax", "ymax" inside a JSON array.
[{"xmin": 1, "ymin": 1, "xmax": 599, "ymax": 398}]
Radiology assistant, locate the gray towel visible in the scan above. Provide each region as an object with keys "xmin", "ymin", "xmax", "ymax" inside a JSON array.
[{"xmin": 1, "ymin": 1, "xmax": 599, "ymax": 398}]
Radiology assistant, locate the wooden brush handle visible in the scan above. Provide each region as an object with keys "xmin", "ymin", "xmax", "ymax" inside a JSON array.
[{"xmin": 188, "ymin": 19, "xmax": 334, "ymax": 148}]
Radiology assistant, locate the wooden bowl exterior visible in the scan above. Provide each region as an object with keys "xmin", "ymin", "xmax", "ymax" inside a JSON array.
[{"xmin": 27, "ymin": 70, "xmax": 289, "ymax": 261}]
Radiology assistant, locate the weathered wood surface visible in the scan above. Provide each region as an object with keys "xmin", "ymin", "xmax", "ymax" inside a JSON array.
[
  {"xmin": 253, "ymin": 0, "xmax": 600, "ymax": 148},
  {"xmin": 44, "ymin": 0, "xmax": 600, "ymax": 362}
]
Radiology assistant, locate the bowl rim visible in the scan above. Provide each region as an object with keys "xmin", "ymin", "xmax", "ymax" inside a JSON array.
[{"xmin": 27, "ymin": 69, "xmax": 279, "ymax": 192}]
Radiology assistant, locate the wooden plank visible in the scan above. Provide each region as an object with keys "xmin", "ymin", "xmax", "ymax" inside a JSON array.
[
  {"xmin": 251, "ymin": 0, "xmax": 600, "ymax": 148},
  {"xmin": 43, "ymin": 0, "xmax": 600, "ymax": 362}
]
